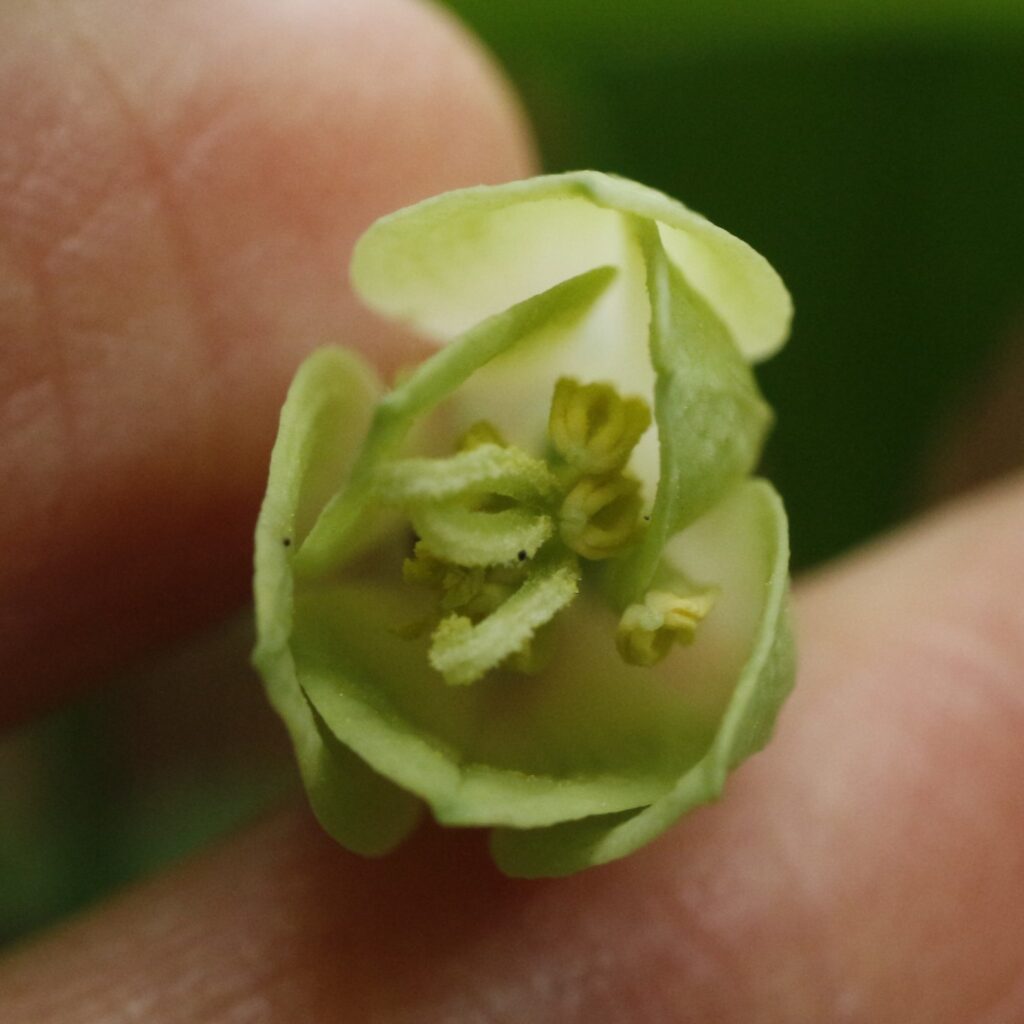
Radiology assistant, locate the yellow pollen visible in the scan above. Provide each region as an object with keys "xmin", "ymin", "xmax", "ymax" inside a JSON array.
[
  {"xmin": 548, "ymin": 377, "xmax": 651, "ymax": 476},
  {"xmin": 616, "ymin": 589, "xmax": 717, "ymax": 667},
  {"xmin": 559, "ymin": 473, "xmax": 643, "ymax": 560}
]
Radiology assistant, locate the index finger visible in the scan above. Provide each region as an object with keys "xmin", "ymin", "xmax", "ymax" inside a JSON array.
[{"xmin": 0, "ymin": 0, "xmax": 533, "ymax": 726}]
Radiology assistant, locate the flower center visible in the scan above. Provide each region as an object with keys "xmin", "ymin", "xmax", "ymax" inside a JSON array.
[{"xmin": 374, "ymin": 377, "xmax": 713, "ymax": 684}]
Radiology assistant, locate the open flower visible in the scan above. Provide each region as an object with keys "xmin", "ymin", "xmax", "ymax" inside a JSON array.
[{"xmin": 253, "ymin": 171, "xmax": 795, "ymax": 877}]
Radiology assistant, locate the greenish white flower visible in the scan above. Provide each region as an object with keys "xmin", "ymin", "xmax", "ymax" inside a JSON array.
[{"xmin": 253, "ymin": 171, "xmax": 795, "ymax": 877}]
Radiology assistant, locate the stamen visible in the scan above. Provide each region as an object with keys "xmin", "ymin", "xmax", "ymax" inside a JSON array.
[
  {"xmin": 410, "ymin": 502, "xmax": 554, "ymax": 568},
  {"xmin": 616, "ymin": 589, "xmax": 717, "ymax": 667},
  {"xmin": 375, "ymin": 444, "xmax": 559, "ymax": 507},
  {"xmin": 559, "ymin": 473, "xmax": 643, "ymax": 560},
  {"xmin": 549, "ymin": 377, "xmax": 651, "ymax": 475},
  {"xmin": 393, "ymin": 378, "xmax": 673, "ymax": 682},
  {"xmin": 429, "ymin": 554, "xmax": 580, "ymax": 686}
]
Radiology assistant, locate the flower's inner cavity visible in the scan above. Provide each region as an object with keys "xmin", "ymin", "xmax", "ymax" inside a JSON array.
[{"xmin": 374, "ymin": 378, "xmax": 714, "ymax": 685}]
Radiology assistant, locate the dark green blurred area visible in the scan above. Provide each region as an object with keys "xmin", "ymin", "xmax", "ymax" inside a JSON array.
[{"xmin": 3, "ymin": 1, "xmax": 1022, "ymax": 949}]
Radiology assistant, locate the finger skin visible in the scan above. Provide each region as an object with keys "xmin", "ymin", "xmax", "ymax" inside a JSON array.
[
  {"xmin": 0, "ymin": 0, "xmax": 533, "ymax": 725},
  {"xmin": 3, "ymin": 475, "xmax": 1024, "ymax": 1023}
]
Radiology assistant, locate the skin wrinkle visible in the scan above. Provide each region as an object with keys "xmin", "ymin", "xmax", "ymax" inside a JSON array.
[
  {"xmin": 1, "ymin": 2, "xmax": 209, "ymax": 569},
  {"xmin": 0, "ymin": 54, "xmax": 80, "ymax": 546},
  {"xmin": 58, "ymin": 5, "xmax": 220, "ymax": 470},
  {"xmin": 0, "ymin": 86, "xmax": 216, "ymax": 706},
  {"xmin": 0, "ymin": 258, "xmax": 72, "ymax": 552},
  {"xmin": 0, "ymin": 7, "xmax": 138, "ymax": 459}
]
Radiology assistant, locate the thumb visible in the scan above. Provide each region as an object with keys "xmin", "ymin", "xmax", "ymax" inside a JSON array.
[{"xmin": 0, "ymin": 0, "xmax": 533, "ymax": 725}]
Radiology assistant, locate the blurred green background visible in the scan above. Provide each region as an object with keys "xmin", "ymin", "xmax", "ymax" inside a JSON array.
[{"xmin": 3, "ymin": 0, "xmax": 1023, "ymax": 948}]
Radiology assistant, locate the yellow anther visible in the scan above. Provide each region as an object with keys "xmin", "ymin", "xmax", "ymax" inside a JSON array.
[
  {"xmin": 548, "ymin": 377, "xmax": 652, "ymax": 475},
  {"xmin": 616, "ymin": 589, "xmax": 717, "ymax": 667},
  {"xmin": 559, "ymin": 473, "xmax": 643, "ymax": 560},
  {"xmin": 458, "ymin": 420, "xmax": 507, "ymax": 452}
]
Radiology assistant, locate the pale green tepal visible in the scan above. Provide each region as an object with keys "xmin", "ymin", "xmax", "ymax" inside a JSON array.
[{"xmin": 253, "ymin": 171, "xmax": 795, "ymax": 877}]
